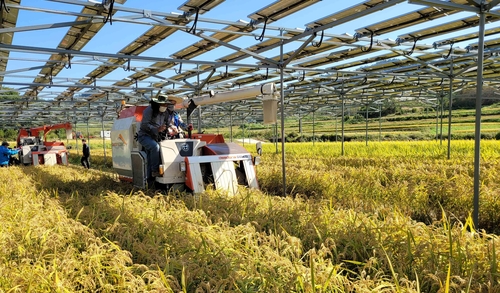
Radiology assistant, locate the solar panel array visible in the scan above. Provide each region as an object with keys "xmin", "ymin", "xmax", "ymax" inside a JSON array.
[{"xmin": 0, "ymin": 0, "xmax": 499, "ymax": 128}]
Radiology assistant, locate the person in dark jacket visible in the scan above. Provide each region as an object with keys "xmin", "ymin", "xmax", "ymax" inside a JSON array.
[
  {"xmin": 81, "ymin": 139, "xmax": 90, "ymax": 169},
  {"xmin": 0, "ymin": 141, "xmax": 19, "ymax": 167},
  {"xmin": 136, "ymin": 94, "xmax": 171, "ymax": 179},
  {"xmin": 136, "ymin": 94, "xmax": 190, "ymax": 179}
]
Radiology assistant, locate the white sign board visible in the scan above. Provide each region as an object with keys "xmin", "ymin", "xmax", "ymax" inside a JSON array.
[{"xmin": 101, "ymin": 131, "xmax": 111, "ymax": 138}]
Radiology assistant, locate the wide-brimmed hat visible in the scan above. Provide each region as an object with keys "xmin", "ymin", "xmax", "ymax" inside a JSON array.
[
  {"xmin": 151, "ymin": 94, "xmax": 171, "ymax": 105},
  {"xmin": 151, "ymin": 94, "xmax": 184, "ymax": 105}
]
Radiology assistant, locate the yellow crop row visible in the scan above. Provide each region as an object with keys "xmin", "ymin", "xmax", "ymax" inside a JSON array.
[{"xmin": 0, "ymin": 140, "xmax": 499, "ymax": 292}]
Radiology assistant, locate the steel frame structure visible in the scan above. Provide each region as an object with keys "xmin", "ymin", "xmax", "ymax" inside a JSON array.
[
  {"xmin": 1, "ymin": 0, "xmax": 500, "ymax": 224},
  {"xmin": 1, "ymin": 0, "xmax": 499, "ymax": 126}
]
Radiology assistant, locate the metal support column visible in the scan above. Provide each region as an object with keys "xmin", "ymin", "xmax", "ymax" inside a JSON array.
[
  {"xmin": 447, "ymin": 61, "xmax": 454, "ymax": 159},
  {"xmin": 365, "ymin": 100, "xmax": 369, "ymax": 146},
  {"xmin": 335, "ymin": 114, "xmax": 338, "ymax": 142},
  {"xmin": 74, "ymin": 119, "xmax": 79, "ymax": 156},
  {"xmin": 229, "ymin": 109, "xmax": 233, "ymax": 142},
  {"xmin": 299, "ymin": 116, "xmax": 303, "ymax": 141},
  {"xmin": 440, "ymin": 93, "xmax": 444, "ymax": 145},
  {"xmin": 435, "ymin": 102, "xmax": 439, "ymax": 142},
  {"xmin": 280, "ymin": 30, "xmax": 286, "ymax": 196},
  {"xmin": 98, "ymin": 107, "xmax": 107, "ymax": 164},
  {"xmin": 341, "ymin": 93, "xmax": 345, "ymax": 156},
  {"xmin": 274, "ymin": 123, "xmax": 278, "ymax": 154},
  {"xmin": 473, "ymin": 3, "xmax": 486, "ymax": 229},
  {"xmin": 379, "ymin": 103, "xmax": 382, "ymax": 142},
  {"xmin": 86, "ymin": 118, "xmax": 90, "ymax": 141},
  {"xmin": 312, "ymin": 110, "xmax": 316, "ymax": 146}
]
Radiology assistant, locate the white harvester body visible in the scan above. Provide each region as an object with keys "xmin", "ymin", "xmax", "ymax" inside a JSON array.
[{"xmin": 111, "ymin": 82, "xmax": 278, "ymax": 195}]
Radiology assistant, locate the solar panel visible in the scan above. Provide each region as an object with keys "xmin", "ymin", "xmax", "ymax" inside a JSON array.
[
  {"xmin": 0, "ymin": 0, "xmax": 21, "ymax": 84},
  {"xmin": 153, "ymin": 1, "xmax": 322, "ymax": 88},
  {"xmin": 177, "ymin": 0, "xmax": 226, "ymax": 15},
  {"xmin": 1, "ymin": 0, "xmax": 500, "ymax": 126},
  {"xmin": 25, "ymin": 1, "xmax": 129, "ymax": 98},
  {"xmin": 306, "ymin": 0, "xmax": 405, "ymax": 29},
  {"xmin": 54, "ymin": 1, "xmax": 226, "ymax": 102},
  {"xmin": 355, "ymin": 0, "xmax": 472, "ymax": 37},
  {"xmin": 396, "ymin": 8, "xmax": 500, "ymax": 43},
  {"xmin": 433, "ymin": 27, "xmax": 500, "ymax": 48},
  {"xmin": 248, "ymin": 0, "xmax": 321, "ymax": 23}
]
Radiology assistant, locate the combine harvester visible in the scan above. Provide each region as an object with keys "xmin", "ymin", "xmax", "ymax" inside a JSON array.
[
  {"xmin": 16, "ymin": 122, "xmax": 73, "ymax": 166},
  {"xmin": 111, "ymin": 83, "xmax": 279, "ymax": 195}
]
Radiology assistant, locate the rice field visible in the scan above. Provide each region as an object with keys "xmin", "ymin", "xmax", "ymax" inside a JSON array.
[{"xmin": 0, "ymin": 140, "xmax": 499, "ymax": 292}]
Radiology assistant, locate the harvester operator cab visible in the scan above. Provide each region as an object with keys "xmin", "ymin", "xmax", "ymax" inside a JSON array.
[{"xmin": 19, "ymin": 137, "xmax": 40, "ymax": 146}]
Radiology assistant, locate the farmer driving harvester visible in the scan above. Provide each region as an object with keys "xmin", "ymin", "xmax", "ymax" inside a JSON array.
[{"xmin": 136, "ymin": 94, "xmax": 192, "ymax": 179}]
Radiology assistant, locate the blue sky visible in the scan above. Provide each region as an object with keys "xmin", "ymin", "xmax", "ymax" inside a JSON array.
[{"xmin": 4, "ymin": 0, "xmax": 495, "ymax": 98}]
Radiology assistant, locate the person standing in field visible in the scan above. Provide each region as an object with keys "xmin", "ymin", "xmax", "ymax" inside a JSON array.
[
  {"xmin": 81, "ymin": 139, "xmax": 90, "ymax": 169},
  {"xmin": 0, "ymin": 141, "xmax": 20, "ymax": 167}
]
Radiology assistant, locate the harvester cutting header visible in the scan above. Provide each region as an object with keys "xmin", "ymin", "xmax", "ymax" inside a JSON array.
[{"xmin": 111, "ymin": 82, "xmax": 279, "ymax": 194}]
